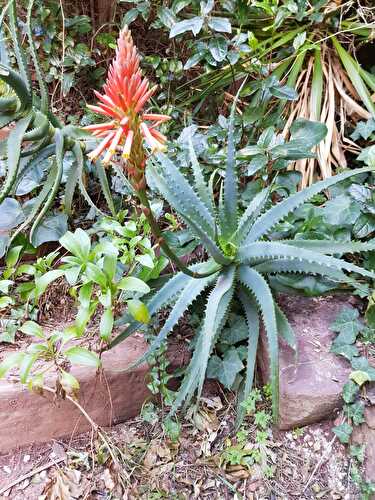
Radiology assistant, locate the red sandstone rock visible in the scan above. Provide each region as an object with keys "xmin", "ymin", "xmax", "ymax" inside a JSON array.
[
  {"xmin": 0, "ymin": 335, "xmax": 151, "ymax": 453},
  {"xmin": 258, "ymin": 295, "xmax": 353, "ymax": 430}
]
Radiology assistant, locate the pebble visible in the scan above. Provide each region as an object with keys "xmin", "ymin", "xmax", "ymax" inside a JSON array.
[
  {"xmin": 3, "ymin": 466, "xmax": 11, "ymax": 474},
  {"xmin": 23, "ymin": 454, "xmax": 30, "ymax": 463}
]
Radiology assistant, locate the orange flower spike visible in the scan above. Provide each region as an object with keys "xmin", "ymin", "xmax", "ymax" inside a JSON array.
[{"xmin": 84, "ymin": 26, "xmax": 171, "ymax": 170}]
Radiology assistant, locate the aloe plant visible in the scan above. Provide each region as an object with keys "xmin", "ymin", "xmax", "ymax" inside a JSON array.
[
  {"xmin": 0, "ymin": 0, "xmax": 114, "ymax": 249},
  {"xmin": 111, "ymin": 100, "xmax": 375, "ymax": 423}
]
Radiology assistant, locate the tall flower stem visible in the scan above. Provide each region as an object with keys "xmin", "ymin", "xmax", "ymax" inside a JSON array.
[{"xmin": 136, "ymin": 187, "xmax": 220, "ymax": 279}]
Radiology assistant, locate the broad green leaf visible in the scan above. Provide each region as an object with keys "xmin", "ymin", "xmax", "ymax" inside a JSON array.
[
  {"xmin": 6, "ymin": 245, "xmax": 23, "ymax": 268},
  {"xmin": 60, "ymin": 370, "xmax": 80, "ymax": 395},
  {"xmin": 117, "ymin": 276, "xmax": 150, "ymax": 294},
  {"xmin": 207, "ymin": 17, "xmax": 231, "ymax": 33},
  {"xmin": 35, "ymin": 270, "xmax": 64, "ymax": 299},
  {"xmin": 85, "ymin": 263, "xmax": 107, "ymax": 288},
  {"xmin": 60, "ymin": 228, "xmax": 91, "ymax": 262},
  {"xmin": 19, "ymin": 320, "xmax": 44, "ymax": 339},
  {"xmin": 346, "ymin": 401, "xmax": 365, "ymax": 426},
  {"xmin": 19, "ymin": 353, "xmax": 38, "ymax": 384},
  {"xmin": 0, "ymin": 280, "xmax": 13, "ymax": 294},
  {"xmin": 350, "ymin": 370, "xmax": 371, "ymax": 387},
  {"xmin": 64, "ymin": 346, "xmax": 101, "ymax": 368},
  {"xmin": 333, "ymin": 422, "xmax": 353, "ymax": 444},
  {"xmin": 127, "ymin": 299, "xmax": 150, "ymax": 324},
  {"xmin": 0, "ymin": 352, "xmax": 24, "ymax": 378},
  {"xmin": 330, "ymin": 307, "xmax": 363, "ymax": 346},
  {"xmin": 208, "ymin": 36, "xmax": 228, "ymax": 62},
  {"xmin": 342, "ymin": 380, "xmax": 359, "ymax": 403},
  {"xmin": 100, "ymin": 308, "xmax": 114, "ymax": 341},
  {"xmin": 170, "ymin": 17, "xmax": 203, "ymax": 37}
]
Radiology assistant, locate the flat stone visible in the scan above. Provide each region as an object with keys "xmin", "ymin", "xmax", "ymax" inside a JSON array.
[
  {"xmin": 0, "ymin": 335, "xmax": 151, "ymax": 453},
  {"xmin": 258, "ymin": 295, "xmax": 353, "ymax": 430}
]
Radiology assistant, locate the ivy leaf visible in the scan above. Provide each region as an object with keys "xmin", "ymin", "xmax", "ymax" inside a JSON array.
[
  {"xmin": 207, "ymin": 348, "xmax": 244, "ymax": 389},
  {"xmin": 351, "ymin": 356, "xmax": 375, "ymax": 381},
  {"xmin": 330, "ymin": 307, "xmax": 363, "ymax": 346},
  {"xmin": 332, "ymin": 422, "xmax": 353, "ymax": 444},
  {"xmin": 220, "ymin": 315, "xmax": 248, "ymax": 345},
  {"xmin": 350, "ymin": 370, "xmax": 371, "ymax": 387},
  {"xmin": 342, "ymin": 380, "xmax": 359, "ymax": 403},
  {"xmin": 330, "ymin": 343, "xmax": 359, "ymax": 361},
  {"xmin": 346, "ymin": 402, "xmax": 365, "ymax": 426}
]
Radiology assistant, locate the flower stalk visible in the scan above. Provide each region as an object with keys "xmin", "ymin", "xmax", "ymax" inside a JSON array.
[{"xmin": 85, "ymin": 27, "xmax": 219, "ymax": 279}]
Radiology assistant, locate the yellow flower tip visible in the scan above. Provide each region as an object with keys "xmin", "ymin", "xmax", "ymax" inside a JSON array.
[{"xmin": 122, "ymin": 153, "xmax": 130, "ymax": 159}]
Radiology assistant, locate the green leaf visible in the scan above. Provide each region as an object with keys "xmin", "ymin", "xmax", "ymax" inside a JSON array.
[
  {"xmin": 220, "ymin": 316, "xmax": 249, "ymax": 344},
  {"xmin": 275, "ymin": 303, "xmax": 296, "ymax": 350},
  {"xmin": 19, "ymin": 353, "xmax": 38, "ymax": 384},
  {"xmin": 60, "ymin": 228, "xmax": 91, "ymax": 262},
  {"xmin": 117, "ymin": 276, "xmax": 150, "ymax": 295},
  {"xmin": 31, "ymin": 214, "xmax": 68, "ymax": 247},
  {"xmin": 347, "ymin": 401, "xmax": 365, "ymax": 426},
  {"xmin": 85, "ymin": 263, "xmax": 107, "ymax": 288},
  {"xmin": 60, "ymin": 369, "xmax": 80, "ymax": 394},
  {"xmin": 238, "ymin": 266, "xmax": 279, "ymax": 421},
  {"xmin": 0, "ymin": 352, "xmax": 24, "ymax": 378},
  {"xmin": 100, "ymin": 308, "xmax": 114, "ymax": 341},
  {"xmin": 5, "ymin": 244, "xmax": 23, "ymax": 267},
  {"xmin": 127, "ymin": 299, "xmax": 150, "ymax": 324},
  {"xmin": 332, "ymin": 422, "xmax": 353, "ymax": 444},
  {"xmin": 207, "ymin": 17, "xmax": 231, "ymax": 33},
  {"xmin": 35, "ymin": 269, "xmax": 64, "ymax": 299},
  {"xmin": 350, "ymin": 370, "xmax": 371, "ymax": 387},
  {"xmin": 332, "ymin": 36, "xmax": 375, "ymax": 116},
  {"xmin": 64, "ymin": 346, "xmax": 101, "ymax": 368},
  {"xmin": 243, "ymin": 166, "xmax": 375, "ymax": 245},
  {"xmin": 207, "ymin": 348, "xmax": 244, "ymax": 389},
  {"xmin": 235, "ymin": 288, "xmax": 259, "ymax": 427},
  {"xmin": 342, "ymin": 380, "xmax": 359, "ymax": 403},
  {"xmin": 171, "ymin": 266, "xmax": 236, "ymax": 413},
  {"xmin": 19, "ymin": 320, "xmax": 44, "ymax": 339},
  {"xmin": 0, "ymin": 296, "xmax": 12, "ymax": 308},
  {"xmin": 170, "ymin": 17, "xmax": 203, "ymax": 37},
  {"xmin": 330, "ymin": 307, "xmax": 363, "ymax": 346},
  {"xmin": 330, "ymin": 343, "xmax": 359, "ymax": 361},
  {"xmin": 208, "ymin": 36, "xmax": 228, "ymax": 62},
  {"xmin": 0, "ymin": 279, "xmax": 13, "ymax": 294}
]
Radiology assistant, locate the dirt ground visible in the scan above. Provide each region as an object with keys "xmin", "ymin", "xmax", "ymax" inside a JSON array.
[{"xmin": 0, "ymin": 393, "xmax": 360, "ymax": 500}]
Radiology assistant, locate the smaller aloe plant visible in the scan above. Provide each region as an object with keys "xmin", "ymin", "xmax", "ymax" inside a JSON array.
[
  {"xmin": 110, "ymin": 109, "xmax": 375, "ymax": 423},
  {"xmin": 0, "ymin": 0, "xmax": 115, "ymax": 249}
]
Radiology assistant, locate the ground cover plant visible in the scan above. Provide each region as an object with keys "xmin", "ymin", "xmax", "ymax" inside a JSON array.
[{"xmin": 0, "ymin": 0, "xmax": 374, "ymax": 496}]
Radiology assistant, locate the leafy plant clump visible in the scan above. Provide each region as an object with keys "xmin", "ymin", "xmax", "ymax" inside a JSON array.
[{"xmin": 112, "ymin": 97, "xmax": 375, "ymax": 423}]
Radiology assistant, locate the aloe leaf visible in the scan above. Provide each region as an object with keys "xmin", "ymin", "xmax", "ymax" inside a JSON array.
[
  {"xmin": 0, "ymin": 114, "xmax": 33, "ymax": 204},
  {"xmin": 26, "ymin": 0, "xmax": 48, "ymax": 113},
  {"xmin": 238, "ymin": 265, "xmax": 279, "ymax": 421},
  {"xmin": 220, "ymin": 88, "xmax": 242, "ymax": 240},
  {"xmin": 254, "ymin": 258, "xmax": 348, "ymax": 282},
  {"xmin": 0, "ymin": 64, "xmax": 31, "ymax": 112},
  {"xmin": 112, "ymin": 260, "xmax": 219, "ymax": 345},
  {"xmin": 171, "ymin": 265, "xmax": 236, "ymax": 414},
  {"xmin": 236, "ymin": 287, "xmax": 260, "ymax": 426},
  {"xmin": 95, "ymin": 159, "xmax": 116, "ymax": 216},
  {"xmin": 14, "ymin": 144, "xmax": 55, "ymax": 191},
  {"xmin": 148, "ymin": 159, "xmax": 229, "ymax": 265},
  {"xmin": 332, "ymin": 37, "xmax": 375, "ymax": 116},
  {"xmin": 242, "ymin": 166, "xmax": 375, "ymax": 244},
  {"xmin": 232, "ymin": 187, "xmax": 271, "ymax": 245},
  {"xmin": 23, "ymin": 111, "xmax": 50, "ymax": 142},
  {"xmin": 64, "ymin": 158, "xmax": 79, "ymax": 215},
  {"xmin": 9, "ymin": 0, "xmax": 31, "ymax": 93},
  {"xmin": 274, "ymin": 302, "xmax": 296, "ymax": 350},
  {"xmin": 0, "ymin": 1, "xmax": 12, "ymax": 30},
  {"xmin": 129, "ymin": 270, "xmax": 217, "ymax": 368},
  {"xmin": 188, "ymin": 136, "xmax": 215, "ymax": 217},
  {"xmin": 239, "ymin": 241, "xmax": 375, "ymax": 280},
  {"xmin": 279, "ymin": 239, "xmax": 375, "ymax": 254},
  {"xmin": 10, "ymin": 157, "xmax": 58, "ymax": 243},
  {"xmin": 30, "ymin": 130, "xmax": 64, "ymax": 244}
]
